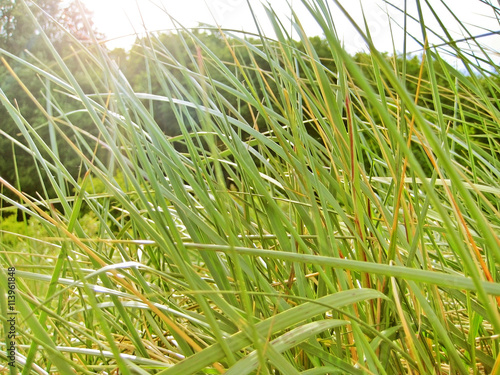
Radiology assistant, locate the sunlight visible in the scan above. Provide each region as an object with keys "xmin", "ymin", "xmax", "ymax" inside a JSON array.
[
  {"xmin": 82, "ymin": 0, "xmax": 500, "ymax": 57},
  {"xmin": 81, "ymin": 0, "xmax": 323, "ymax": 49},
  {"xmin": 82, "ymin": 0, "xmax": 261, "ymax": 49}
]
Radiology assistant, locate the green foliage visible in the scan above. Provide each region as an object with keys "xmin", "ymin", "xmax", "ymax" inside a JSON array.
[
  {"xmin": 0, "ymin": 0, "xmax": 102, "ymax": 202},
  {"xmin": 1, "ymin": 0, "xmax": 500, "ymax": 374}
]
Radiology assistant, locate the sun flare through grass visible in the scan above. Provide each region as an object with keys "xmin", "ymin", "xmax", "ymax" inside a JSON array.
[{"xmin": 1, "ymin": 0, "xmax": 500, "ymax": 374}]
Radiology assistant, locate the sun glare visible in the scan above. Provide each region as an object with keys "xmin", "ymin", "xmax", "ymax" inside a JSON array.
[
  {"xmin": 82, "ymin": 0, "xmax": 260, "ymax": 49},
  {"xmin": 82, "ymin": 0, "xmax": 500, "ymax": 57}
]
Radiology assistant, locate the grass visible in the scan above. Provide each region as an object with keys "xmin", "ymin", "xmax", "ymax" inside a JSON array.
[{"xmin": 1, "ymin": 0, "xmax": 500, "ymax": 373}]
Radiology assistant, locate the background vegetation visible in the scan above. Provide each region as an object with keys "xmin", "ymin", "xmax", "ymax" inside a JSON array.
[{"xmin": 1, "ymin": 0, "xmax": 500, "ymax": 373}]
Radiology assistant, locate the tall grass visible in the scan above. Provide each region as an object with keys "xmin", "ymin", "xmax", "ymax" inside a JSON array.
[{"xmin": 1, "ymin": 0, "xmax": 500, "ymax": 373}]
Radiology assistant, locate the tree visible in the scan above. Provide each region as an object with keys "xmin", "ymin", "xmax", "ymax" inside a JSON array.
[
  {"xmin": 0, "ymin": 0, "xmax": 100, "ymax": 54},
  {"xmin": 1, "ymin": 0, "xmax": 57, "ymax": 54},
  {"xmin": 0, "ymin": 0, "xmax": 102, "ymax": 206}
]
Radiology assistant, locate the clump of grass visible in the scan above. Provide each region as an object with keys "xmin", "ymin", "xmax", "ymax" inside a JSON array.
[{"xmin": 1, "ymin": 0, "xmax": 500, "ymax": 373}]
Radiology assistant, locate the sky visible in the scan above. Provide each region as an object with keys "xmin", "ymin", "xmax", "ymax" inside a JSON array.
[{"xmin": 81, "ymin": 0, "xmax": 500, "ymax": 58}]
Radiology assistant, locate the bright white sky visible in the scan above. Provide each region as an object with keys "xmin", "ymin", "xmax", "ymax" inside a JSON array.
[{"xmin": 82, "ymin": 0, "xmax": 500, "ymax": 58}]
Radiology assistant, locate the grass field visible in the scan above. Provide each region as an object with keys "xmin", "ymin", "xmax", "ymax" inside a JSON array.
[{"xmin": 1, "ymin": 0, "xmax": 500, "ymax": 373}]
